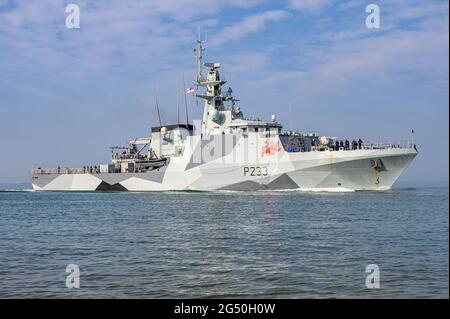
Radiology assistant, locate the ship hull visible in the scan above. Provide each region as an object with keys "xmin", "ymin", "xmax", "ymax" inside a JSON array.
[{"xmin": 31, "ymin": 143, "xmax": 417, "ymax": 192}]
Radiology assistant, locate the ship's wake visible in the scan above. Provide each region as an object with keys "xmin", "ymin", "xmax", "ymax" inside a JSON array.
[
  {"xmin": 257, "ymin": 188, "xmax": 356, "ymax": 193},
  {"xmin": 215, "ymin": 187, "xmax": 356, "ymax": 194}
]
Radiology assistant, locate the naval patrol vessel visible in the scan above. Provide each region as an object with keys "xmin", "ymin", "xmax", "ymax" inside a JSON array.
[{"xmin": 30, "ymin": 38, "xmax": 417, "ymax": 192}]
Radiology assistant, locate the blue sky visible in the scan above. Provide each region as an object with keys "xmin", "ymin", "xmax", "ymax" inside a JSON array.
[{"xmin": 0, "ymin": 0, "xmax": 448, "ymax": 184}]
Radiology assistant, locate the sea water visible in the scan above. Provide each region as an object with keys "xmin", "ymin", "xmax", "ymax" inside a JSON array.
[{"xmin": 0, "ymin": 187, "xmax": 448, "ymax": 298}]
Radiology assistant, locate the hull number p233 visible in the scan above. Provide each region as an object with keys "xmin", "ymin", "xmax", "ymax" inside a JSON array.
[{"xmin": 243, "ymin": 166, "xmax": 268, "ymax": 177}]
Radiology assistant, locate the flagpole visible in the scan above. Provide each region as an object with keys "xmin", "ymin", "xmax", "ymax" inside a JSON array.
[
  {"xmin": 177, "ymin": 92, "xmax": 180, "ymax": 125},
  {"xmin": 187, "ymin": 89, "xmax": 193, "ymax": 121},
  {"xmin": 182, "ymin": 74, "xmax": 189, "ymax": 125},
  {"xmin": 289, "ymin": 103, "xmax": 293, "ymax": 131},
  {"xmin": 154, "ymin": 89, "xmax": 162, "ymax": 127}
]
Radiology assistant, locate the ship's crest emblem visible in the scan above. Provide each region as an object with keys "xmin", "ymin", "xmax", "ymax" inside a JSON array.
[{"xmin": 261, "ymin": 140, "xmax": 281, "ymax": 157}]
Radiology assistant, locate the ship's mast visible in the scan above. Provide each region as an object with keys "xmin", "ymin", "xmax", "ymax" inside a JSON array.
[
  {"xmin": 194, "ymin": 34, "xmax": 208, "ymax": 135},
  {"xmin": 194, "ymin": 34, "xmax": 228, "ymax": 135},
  {"xmin": 194, "ymin": 35, "xmax": 205, "ymax": 83}
]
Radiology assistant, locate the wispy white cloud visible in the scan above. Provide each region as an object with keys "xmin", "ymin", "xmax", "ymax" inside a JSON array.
[
  {"xmin": 0, "ymin": 0, "xmax": 270, "ymax": 80},
  {"xmin": 287, "ymin": 1, "xmax": 449, "ymax": 95},
  {"xmin": 305, "ymin": 26, "xmax": 448, "ymax": 92},
  {"xmin": 287, "ymin": 0, "xmax": 331, "ymax": 11},
  {"xmin": 210, "ymin": 10, "xmax": 290, "ymax": 46},
  {"xmin": 223, "ymin": 51, "xmax": 271, "ymax": 74}
]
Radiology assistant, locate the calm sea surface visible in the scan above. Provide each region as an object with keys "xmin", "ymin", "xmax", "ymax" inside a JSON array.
[{"xmin": 0, "ymin": 187, "xmax": 448, "ymax": 298}]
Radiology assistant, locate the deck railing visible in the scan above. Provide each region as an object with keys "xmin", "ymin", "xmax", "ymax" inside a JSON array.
[
  {"xmin": 311, "ymin": 139, "xmax": 416, "ymax": 152},
  {"xmin": 30, "ymin": 168, "xmax": 89, "ymax": 175},
  {"xmin": 359, "ymin": 140, "xmax": 415, "ymax": 150}
]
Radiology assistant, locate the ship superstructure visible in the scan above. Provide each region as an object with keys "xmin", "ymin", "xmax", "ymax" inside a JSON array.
[{"xmin": 30, "ymin": 38, "xmax": 417, "ymax": 192}]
